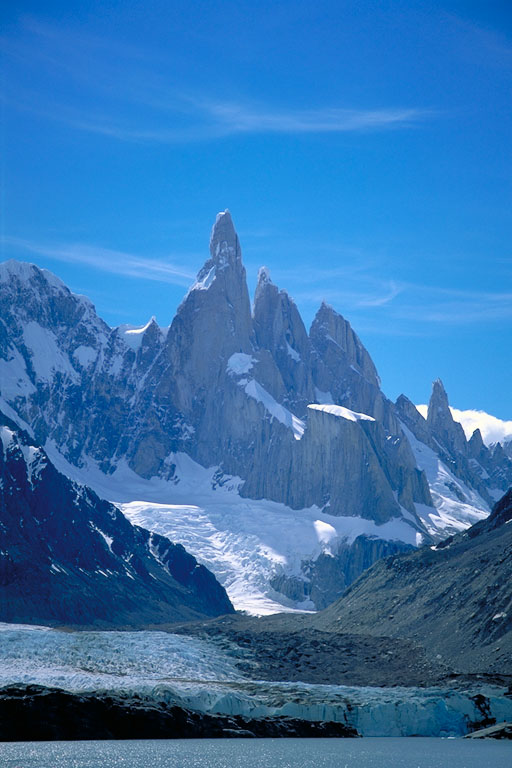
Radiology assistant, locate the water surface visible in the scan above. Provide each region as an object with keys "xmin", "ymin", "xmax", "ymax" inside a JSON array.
[{"xmin": 1, "ymin": 738, "xmax": 510, "ymax": 767}]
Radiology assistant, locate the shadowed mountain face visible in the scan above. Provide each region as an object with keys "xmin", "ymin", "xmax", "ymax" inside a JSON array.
[
  {"xmin": 0, "ymin": 211, "xmax": 510, "ymax": 610},
  {"xmin": 0, "ymin": 413, "xmax": 233, "ymax": 627},
  {"xmin": 310, "ymin": 489, "xmax": 512, "ymax": 674}
]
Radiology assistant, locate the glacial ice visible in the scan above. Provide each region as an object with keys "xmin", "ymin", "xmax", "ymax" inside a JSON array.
[
  {"xmin": 45, "ymin": 443, "xmax": 422, "ymax": 615},
  {"xmin": 0, "ymin": 623, "xmax": 510, "ymax": 737}
]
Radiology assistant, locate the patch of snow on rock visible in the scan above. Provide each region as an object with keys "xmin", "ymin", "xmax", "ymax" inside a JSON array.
[
  {"xmin": 73, "ymin": 345, "xmax": 98, "ymax": 367},
  {"xmin": 244, "ymin": 379, "xmax": 305, "ymax": 439},
  {"xmin": 308, "ymin": 404, "xmax": 375, "ymax": 423},
  {"xmin": 227, "ymin": 352, "xmax": 256, "ymax": 376},
  {"xmin": 286, "ymin": 342, "xmax": 301, "ymax": 362},
  {"xmin": 23, "ymin": 322, "xmax": 78, "ymax": 383}
]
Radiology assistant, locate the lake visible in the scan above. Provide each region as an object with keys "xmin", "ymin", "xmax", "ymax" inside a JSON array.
[{"xmin": 0, "ymin": 738, "xmax": 510, "ymax": 767}]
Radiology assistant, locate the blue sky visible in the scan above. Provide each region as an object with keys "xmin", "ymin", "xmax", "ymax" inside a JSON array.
[{"xmin": 1, "ymin": 1, "xmax": 511, "ymax": 417}]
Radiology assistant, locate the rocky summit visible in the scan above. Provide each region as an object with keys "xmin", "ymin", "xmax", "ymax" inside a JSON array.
[{"xmin": 0, "ymin": 211, "xmax": 511, "ymax": 611}]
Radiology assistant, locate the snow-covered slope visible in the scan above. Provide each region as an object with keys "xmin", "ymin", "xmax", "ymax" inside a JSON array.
[
  {"xmin": 0, "ymin": 414, "xmax": 233, "ymax": 626},
  {"xmin": 46, "ymin": 444, "xmax": 420, "ymax": 615},
  {"xmin": 400, "ymin": 423, "xmax": 488, "ymax": 537}
]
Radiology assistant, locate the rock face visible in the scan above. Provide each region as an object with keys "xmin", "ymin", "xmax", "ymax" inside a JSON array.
[
  {"xmin": 427, "ymin": 379, "xmax": 468, "ymax": 457},
  {"xmin": 0, "ymin": 212, "xmax": 509, "ymax": 610},
  {"xmin": 311, "ymin": 488, "xmax": 512, "ymax": 674},
  {"xmin": 0, "ymin": 413, "xmax": 233, "ymax": 626},
  {"xmin": 396, "ymin": 382, "xmax": 512, "ymax": 526}
]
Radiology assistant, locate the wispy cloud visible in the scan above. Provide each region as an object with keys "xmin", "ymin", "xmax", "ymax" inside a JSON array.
[
  {"xmin": 2, "ymin": 236, "xmax": 196, "ymax": 286},
  {"xmin": 193, "ymin": 101, "xmax": 429, "ymax": 136},
  {"xmin": 7, "ymin": 89, "xmax": 432, "ymax": 144},
  {"xmin": 292, "ymin": 281, "xmax": 404, "ymax": 310},
  {"xmin": 2, "ymin": 18, "xmax": 434, "ymax": 143},
  {"xmin": 266, "ymin": 254, "xmax": 512, "ymax": 331}
]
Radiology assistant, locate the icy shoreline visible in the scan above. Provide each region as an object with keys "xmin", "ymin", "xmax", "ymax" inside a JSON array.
[{"xmin": 1, "ymin": 624, "xmax": 511, "ymax": 737}]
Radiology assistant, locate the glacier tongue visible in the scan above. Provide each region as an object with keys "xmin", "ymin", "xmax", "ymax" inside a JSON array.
[{"xmin": 45, "ymin": 443, "xmax": 421, "ymax": 615}]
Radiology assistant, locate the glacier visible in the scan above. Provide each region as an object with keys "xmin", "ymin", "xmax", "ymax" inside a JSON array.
[
  {"xmin": 1, "ymin": 623, "xmax": 510, "ymax": 737},
  {"xmin": 45, "ymin": 442, "xmax": 420, "ymax": 615}
]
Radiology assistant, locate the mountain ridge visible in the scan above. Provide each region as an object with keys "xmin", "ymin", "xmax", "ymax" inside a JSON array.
[
  {"xmin": 0, "ymin": 411, "xmax": 233, "ymax": 626},
  {"xmin": 1, "ymin": 211, "xmax": 511, "ymax": 612}
]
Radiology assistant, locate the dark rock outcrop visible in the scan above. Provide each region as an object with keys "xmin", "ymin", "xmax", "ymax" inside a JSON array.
[
  {"xmin": 0, "ymin": 413, "xmax": 233, "ymax": 626},
  {"xmin": 465, "ymin": 722, "xmax": 512, "ymax": 739},
  {"xmin": 0, "ymin": 685, "xmax": 359, "ymax": 740}
]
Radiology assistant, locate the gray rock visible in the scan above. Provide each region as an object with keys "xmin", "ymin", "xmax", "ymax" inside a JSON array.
[{"xmin": 3, "ymin": 213, "xmax": 505, "ymax": 610}]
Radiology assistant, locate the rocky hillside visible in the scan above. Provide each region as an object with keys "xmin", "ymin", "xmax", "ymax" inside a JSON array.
[
  {"xmin": 0, "ymin": 413, "xmax": 233, "ymax": 626},
  {"xmin": 310, "ymin": 488, "xmax": 512, "ymax": 673}
]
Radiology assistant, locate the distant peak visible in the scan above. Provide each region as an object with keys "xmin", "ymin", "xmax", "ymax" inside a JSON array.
[
  {"xmin": 313, "ymin": 301, "xmax": 340, "ymax": 325},
  {"xmin": 257, "ymin": 266, "xmax": 272, "ymax": 285},
  {"xmin": 469, "ymin": 428, "xmax": 484, "ymax": 447},
  {"xmin": 209, "ymin": 209, "xmax": 241, "ymax": 268},
  {"xmin": 0, "ymin": 259, "xmax": 66, "ymax": 291},
  {"xmin": 429, "ymin": 379, "xmax": 450, "ymax": 412}
]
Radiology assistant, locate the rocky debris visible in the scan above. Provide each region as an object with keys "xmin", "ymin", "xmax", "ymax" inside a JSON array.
[
  {"xmin": 0, "ymin": 685, "xmax": 359, "ymax": 740},
  {"xmin": 172, "ymin": 618, "xmax": 453, "ymax": 688},
  {"xmin": 0, "ymin": 412, "xmax": 233, "ymax": 626},
  {"xmin": 465, "ymin": 721, "xmax": 512, "ymax": 739}
]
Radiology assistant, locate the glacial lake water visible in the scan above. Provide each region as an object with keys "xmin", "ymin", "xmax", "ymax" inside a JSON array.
[{"xmin": 0, "ymin": 738, "xmax": 510, "ymax": 767}]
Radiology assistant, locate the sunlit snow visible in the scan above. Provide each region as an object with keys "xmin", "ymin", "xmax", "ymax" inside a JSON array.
[
  {"xmin": 45, "ymin": 444, "xmax": 420, "ymax": 615},
  {"xmin": 308, "ymin": 403, "xmax": 375, "ymax": 422},
  {"xmin": 401, "ymin": 423, "xmax": 489, "ymax": 537}
]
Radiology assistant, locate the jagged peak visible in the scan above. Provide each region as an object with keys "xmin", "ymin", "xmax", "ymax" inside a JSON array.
[
  {"xmin": 319, "ymin": 299, "xmax": 335, "ymax": 313},
  {"xmin": 117, "ymin": 317, "xmax": 162, "ymax": 351},
  {"xmin": 492, "ymin": 442, "xmax": 506, "ymax": 460},
  {"xmin": 310, "ymin": 300, "xmax": 380, "ymax": 387},
  {"xmin": 468, "ymin": 427, "xmax": 487, "ymax": 458},
  {"xmin": 183, "ymin": 211, "xmax": 247, "ymax": 303},
  {"xmin": 469, "ymin": 427, "xmax": 484, "ymax": 443},
  {"xmin": 427, "ymin": 379, "xmax": 468, "ymax": 454},
  {"xmin": 209, "ymin": 209, "xmax": 241, "ymax": 268},
  {"xmin": 253, "ymin": 265, "xmax": 278, "ymax": 310},
  {"xmin": 310, "ymin": 300, "xmax": 349, "ymax": 336},
  {"xmin": 428, "ymin": 379, "xmax": 450, "ymax": 412},
  {"xmin": 257, "ymin": 266, "xmax": 273, "ymax": 286},
  {"xmin": 396, "ymin": 394, "xmax": 427, "ymax": 422}
]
